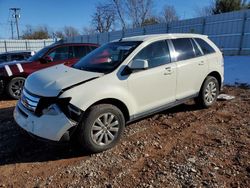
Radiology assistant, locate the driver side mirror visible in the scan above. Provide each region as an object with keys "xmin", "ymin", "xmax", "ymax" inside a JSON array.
[
  {"xmin": 128, "ymin": 59, "xmax": 149, "ymax": 71},
  {"xmin": 40, "ymin": 56, "xmax": 53, "ymax": 64}
]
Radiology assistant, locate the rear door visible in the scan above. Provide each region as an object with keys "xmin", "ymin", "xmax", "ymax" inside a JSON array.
[
  {"xmin": 171, "ymin": 38, "xmax": 208, "ymax": 100},
  {"xmin": 65, "ymin": 45, "xmax": 98, "ymax": 66},
  {"xmin": 65, "ymin": 46, "xmax": 86, "ymax": 66}
]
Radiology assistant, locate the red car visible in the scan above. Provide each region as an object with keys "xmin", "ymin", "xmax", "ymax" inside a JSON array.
[{"xmin": 0, "ymin": 42, "xmax": 98, "ymax": 99}]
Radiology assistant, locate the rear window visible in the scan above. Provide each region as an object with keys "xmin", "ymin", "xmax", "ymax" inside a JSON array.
[
  {"xmin": 11, "ymin": 54, "xmax": 25, "ymax": 61},
  {"xmin": 194, "ymin": 38, "xmax": 215, "ymax": 55},
  {"xmin": 172, "ymin": 38, "xmax": 195, "ymax": 61}
]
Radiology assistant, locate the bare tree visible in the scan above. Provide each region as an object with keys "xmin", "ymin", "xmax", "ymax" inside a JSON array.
[
  {"xmin": 82, "ymin": 26, "xmax": 96, "ymax": 35},
  {"xmin": 161, "ymin": 6, "xmax": 179, "ymax": 23},
  {"xmin": 92, "ymin": 3, "xmax": 116, "ymax": 33},
  {"xmin": 55, "ymin": 30, "xmax": 65, "ymax": 39},
  {"xmin": 125, "ymin": 0, "xmax": 153, "ymax": 28},
  {"xmin": 195, "ymin": 5, "xmax": 214, "ymax": 17},
  {"xmin": 63, "ymin": 26, "xmax": 79, "ymax": 37},
  {"xmin": 111, "ymin": 0, "xmax": 127, "ymax": 29}
]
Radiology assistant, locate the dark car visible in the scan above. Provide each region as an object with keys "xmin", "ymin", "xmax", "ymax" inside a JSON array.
[
  {"xmin": 0, "ymin": 42, "xmax": 98, "ymax": 99},
  {"xmin": 0, "ymin": 50, "xmax": 35, "ymax": 63}
]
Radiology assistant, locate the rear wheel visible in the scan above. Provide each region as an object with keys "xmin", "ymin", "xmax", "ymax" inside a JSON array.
[
  {"xmin": 195, "ymin": 76, "xmax": 219, "ymax": 108},
  {"xmin": 7, "ymin": 77, "xmax": 25, "ymax": 99},
  {"xmin": 78, "ymin": 104, "xmax": 125, "ymax": 153}
]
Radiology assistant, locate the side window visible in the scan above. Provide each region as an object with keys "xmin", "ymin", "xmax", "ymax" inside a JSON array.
[
  {"xmin": 172, "ymin": 38, "xmax": 195, "ymax": 61},
  {"xmin": 195, "ymin": 38, "xmax": 215, "ymax": 55},
  {"xmin": 48, "ymin": 46, "xmax": 69, "ymax": 61},
  {"xmin": 133, "ymin": 40, "xmax": 171, "ymax": 68},
  {"xmin": 73, "ymin": 46, "xmax": 87, "ymax": 58},
  {"xmin": 191, "ymin": 39, "xmax": 203, "ymax": 57},
  {"xmin": 11, "ymin": 54, "xmax": 25, "ymax": 61},
  {"xmin": 0, "ymin": 55, "xmax": 7, "ymax": 62}
]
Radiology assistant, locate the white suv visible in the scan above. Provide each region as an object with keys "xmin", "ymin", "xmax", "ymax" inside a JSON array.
[{"xmin": 14, "ymin": 34, "xmax": 224, "ymax": 152}]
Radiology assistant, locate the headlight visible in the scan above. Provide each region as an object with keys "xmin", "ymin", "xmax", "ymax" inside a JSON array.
[{"xmin": 35, "ymin": 97, "xmax": 71, "ymax": 116}]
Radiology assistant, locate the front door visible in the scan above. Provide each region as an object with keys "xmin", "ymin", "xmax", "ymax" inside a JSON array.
[{"xmin": 127, "ymin": 40, "xmax": 177, "ymax": 115}]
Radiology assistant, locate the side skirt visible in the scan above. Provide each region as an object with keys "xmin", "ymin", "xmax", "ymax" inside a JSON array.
[{"xmin": 127, "ymin": 93, "xmax": 199, "ymax": 124}]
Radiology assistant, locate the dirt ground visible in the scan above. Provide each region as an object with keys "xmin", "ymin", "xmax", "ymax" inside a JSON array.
[{"xmin": 0, "ymin": 86, "xmax": 249, "ymax": 188}]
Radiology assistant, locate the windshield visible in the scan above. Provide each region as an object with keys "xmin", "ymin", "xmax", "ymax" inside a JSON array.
[
  {"xmin": 28, "ymin": 46, "xmax": 50, "ymax": 61},
  {"xmin": 73, "ymin": 41, "xmax": 141, "ymax": 73}
]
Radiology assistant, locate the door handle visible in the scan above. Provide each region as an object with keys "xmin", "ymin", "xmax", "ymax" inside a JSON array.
[
  {"xmin": 164, "ymin": 67, "xmax": 172, "ymax": 75},
  {"xmin": 198, "ymin": 61, "xmax": 205, "ymax": 65}
]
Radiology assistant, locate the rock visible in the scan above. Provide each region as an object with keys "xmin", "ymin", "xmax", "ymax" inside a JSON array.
[
  {"xmin": 187, "ymin": 157, "xmax": 196, "ymax": 163},
  {"xmin": 191, "ymin": 168, "xmax": 197, "ymax": 173},
  {"xmin": 65, "ymin": 170, "xmax": 71, "ymax": 174},
  {"xmin": 214, "ymin": 167, "xmax": 220, "ymax": 170}
]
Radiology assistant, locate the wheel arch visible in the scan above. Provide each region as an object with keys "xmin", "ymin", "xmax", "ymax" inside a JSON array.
[
  {"xmin": 86, "ymin": 98, "xmax": 130, "ymax": 122},
  {"xmin": 206, "ymin": 71, "xmax": 222, "ymax": 91}
]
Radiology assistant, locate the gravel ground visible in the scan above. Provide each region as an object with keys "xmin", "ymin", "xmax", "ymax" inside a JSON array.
[{"xmin": 0, "ymin": 86, "xmax": 249, "ymax": 187}]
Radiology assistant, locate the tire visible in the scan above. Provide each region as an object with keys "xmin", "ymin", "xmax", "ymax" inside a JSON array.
[
  {"xmin": 7, "ymin": 77, "xmax": 25, "ymax": 99},
  {"xmin": 195, "ymin": 76, "xmax": 219, "ymax": 108},
  {"xmin": 78, "ymin": 104, "xmax": 125, "ymax": 153}
]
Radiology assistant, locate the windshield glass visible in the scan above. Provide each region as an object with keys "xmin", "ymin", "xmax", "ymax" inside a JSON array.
[
  {"xmin": 73, "ymin": 41, "xmax": 141, "ymax": 73},
  {"xmin": 28, "ymin": 46, "xmax": 50, "ymax": 61}
]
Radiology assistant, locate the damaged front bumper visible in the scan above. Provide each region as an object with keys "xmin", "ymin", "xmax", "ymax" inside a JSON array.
[{"xmin": 14, "ymin": 101, "xmax": 77, "ymax": 141}]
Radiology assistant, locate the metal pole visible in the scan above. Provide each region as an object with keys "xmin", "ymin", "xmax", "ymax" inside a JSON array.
[
  {"xmin": 97, "ymin": 35, "xmax": 99, "ymax": 44},
  {"xmin": 202, "ymin": 18, "xmax": 206, "ymax": 34},
  {"xmin": 10, "ymin": 21, "xmax": 14, "ymax": 39},
  {"xmin": 15, "ymin": 13, "xmax": 20, "ymax": 39},
  {"xmin": 239, "ymin": 12, "xmax": 247, "ymax": 55},
  {"xmin": 10, "ymin": 8, "xmax": 21, "ymax": 39},
  {"xmin": 166, "ymin": 23, "xmax": 169, "ymax": 33},
  {"xmin": 4, "ymin": 41, "xmax": 7, "ymax": 52}
]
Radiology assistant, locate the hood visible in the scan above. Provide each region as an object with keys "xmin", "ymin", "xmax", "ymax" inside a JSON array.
[
  {"xmin": 25, "ymin": 64, "xmax": 103, "ymax": 97},
  {"xmin": 0, "ymin": 60, "xmax": 29, "ymax": 68}
]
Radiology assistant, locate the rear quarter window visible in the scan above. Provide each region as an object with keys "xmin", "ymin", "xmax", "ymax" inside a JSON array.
[{"xmin": 194, "ymin": 38, "xmax": 215, "ymax": 55}]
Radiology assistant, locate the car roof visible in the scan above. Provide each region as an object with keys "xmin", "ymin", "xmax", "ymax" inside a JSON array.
[
  {"xmin": 55, "ymin": 40, "xmax": 98, "ymax": 46},
  {"xmin": 116, "ymin": 33, "xmax": 208, "ymax": 42},
  {"xmin": 0, "ymin": 50, "xmax": 35, "ymax": 55}
]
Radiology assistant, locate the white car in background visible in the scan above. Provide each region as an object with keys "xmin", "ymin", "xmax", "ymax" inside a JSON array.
[{"xmin": 14, "ymin": 34, "xmax": 224, "ymax": 153}]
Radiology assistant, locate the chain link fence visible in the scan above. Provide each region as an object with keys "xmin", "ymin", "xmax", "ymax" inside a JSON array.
[{"xmin": 0, "ymin": 39, "xmax": 55, "ymax": 53}]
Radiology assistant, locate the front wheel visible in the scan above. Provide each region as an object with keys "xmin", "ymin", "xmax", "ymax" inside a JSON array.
[
  {"xmin": 77, "ymin": 104, "xmax": 125, "ymax": 153},
  {"xmin": 195, "ymin": 76, "xmax": 219, "ymax": 108},
  {"xmin": 7, "ymin": 77, "xmax": 25, "ymax": 99}
]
